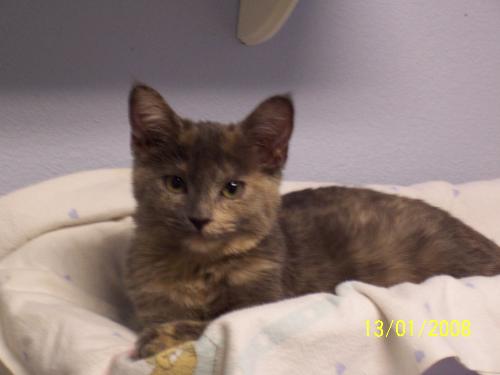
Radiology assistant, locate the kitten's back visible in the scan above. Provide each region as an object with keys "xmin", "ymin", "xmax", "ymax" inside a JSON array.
[{"xmin": 279, "ymin": 186, "xmax": 500, "ymax": 294}]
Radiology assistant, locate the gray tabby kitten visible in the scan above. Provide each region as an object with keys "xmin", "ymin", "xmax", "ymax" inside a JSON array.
[{"xmin": 125, "ymin": 84, "xmax": 500, "ymax": 358}]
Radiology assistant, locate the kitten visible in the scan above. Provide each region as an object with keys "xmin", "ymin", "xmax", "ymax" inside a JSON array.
[{"xmin": 125, "ymin": 84, "xmax": 500, "ymax": 358}]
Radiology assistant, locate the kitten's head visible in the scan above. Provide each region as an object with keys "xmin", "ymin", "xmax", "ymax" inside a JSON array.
[{"xmin": 129, "ymin": 84, "xmax": 293, "ymax": 257}]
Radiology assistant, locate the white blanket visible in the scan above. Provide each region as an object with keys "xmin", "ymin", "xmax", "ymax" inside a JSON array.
[{"xmin": 0, "ymin": 169, "xmax": 499, "ymax": 375}]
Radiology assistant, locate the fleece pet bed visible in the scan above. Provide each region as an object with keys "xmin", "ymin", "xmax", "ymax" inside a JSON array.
[{"xmin": 0, "ymin": 169, "xmax": 500, "ymax": 375}]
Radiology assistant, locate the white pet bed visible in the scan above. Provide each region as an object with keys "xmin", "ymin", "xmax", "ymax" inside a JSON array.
[{"xmin": 1, "ymin": 169, "xmax": 499, "ymax": 375}]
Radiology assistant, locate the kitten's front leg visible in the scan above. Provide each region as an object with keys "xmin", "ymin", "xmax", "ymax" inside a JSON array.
[
  {"xmin": 137, "ymin": 320, "xmax": 207, "ymax": 358},
  {"xmin": 128, "ymin": 291, "xmax": 207, "ymax": 358}
]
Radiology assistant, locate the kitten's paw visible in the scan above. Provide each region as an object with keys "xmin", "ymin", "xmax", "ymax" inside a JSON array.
[
  {"xmin": 136, "ymin": 325, "xmax": 180, "ymax": 359},
  {"xmin": 136, "ymin": 320, "xmax": 206, "ymax": 359}
]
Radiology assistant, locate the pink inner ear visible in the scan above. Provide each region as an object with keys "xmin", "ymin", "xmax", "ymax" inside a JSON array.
[
  {"xmin": 244, "ymin": 96, "xmax": 294, "ymax": 170},
  {"xmin": 273, "ymin": 120, "xmax": 293, "ymax": 149},
  {"xmin": 129, "ymin": 84, "xmax": 174, "ymax": 145},
  {"xmin": 130, "ymin": 109, "xmax": 145, "ymax": 140},
  {"xmin": 254, "ymin": 120, "xmax": 293, "ymax": 168},
  {"xmin": 129, "ymin": 107, "xmax": 149, "ymax": 150}
]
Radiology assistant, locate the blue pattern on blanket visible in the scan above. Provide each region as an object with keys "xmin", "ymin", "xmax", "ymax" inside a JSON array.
[
  {"xmin": 415, "ymin": 350, "xmax": 426, "ymax": 363},
  {"xmin": 335, "ymin": 362, "xmax": 346, "ymax": 374},
  {"xmin": 68, "ymin": 208, "xmax": 79, "ymax": 219},
  {"xmin": 193, "ymin": 295, "xmax": 344, "ymax": 375},
  {"xmin": 238, "ymin": 295, "xmax": 341, "ymax": 375}
]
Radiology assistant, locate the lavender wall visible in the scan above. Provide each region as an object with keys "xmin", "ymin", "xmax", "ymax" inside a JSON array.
[{"xmin": 1, "ymin": 0, "xmax": 499, "ymax": 195}]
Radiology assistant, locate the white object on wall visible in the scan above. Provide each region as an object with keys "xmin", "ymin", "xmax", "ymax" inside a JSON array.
[{"xmin": 237, "ymin": 0, "xmax": 299, "ymax": 45}]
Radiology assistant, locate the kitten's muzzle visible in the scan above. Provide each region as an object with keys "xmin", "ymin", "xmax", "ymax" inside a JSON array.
[{"xmin": 189, "ymin": 217, "xmax": 211, "ymax": 231}]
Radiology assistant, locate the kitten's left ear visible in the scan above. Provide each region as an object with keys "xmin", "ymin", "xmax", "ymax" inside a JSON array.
[
  {"xmin": 242, "ymin": 95, "xmax": 294, "ymax": 170},
  {"xmin": 128, "ymin": 83, "xmax": 181, "ymax": 150}
]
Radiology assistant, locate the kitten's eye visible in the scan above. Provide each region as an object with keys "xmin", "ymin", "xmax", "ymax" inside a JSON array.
[
  {"xmin": 221, "ymin": 181, "xmax": 245, "ymax": 199},
  {"xmin": 163, "ymin": 175, "xmax": 186, "ymax": 193}
]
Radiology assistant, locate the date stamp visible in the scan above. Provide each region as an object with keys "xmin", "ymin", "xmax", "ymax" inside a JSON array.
[{"xmin": 365, "ymin": 319, "xmax": 471, "ymax": 338}]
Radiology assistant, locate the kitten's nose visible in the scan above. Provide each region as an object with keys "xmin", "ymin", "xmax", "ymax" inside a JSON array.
[{"xmin": 189, "ymin": 217, "xmax": 211, "ymax": 231}]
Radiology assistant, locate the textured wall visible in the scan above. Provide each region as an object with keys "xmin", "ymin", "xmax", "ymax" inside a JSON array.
[{"xmin": 1, "ymin": 0, "xmax": 500, "ymax": 195}]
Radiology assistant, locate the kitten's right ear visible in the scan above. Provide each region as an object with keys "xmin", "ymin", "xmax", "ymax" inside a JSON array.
[
  {"xmin": 242, "ymin": 95, "xmax": 294, "ymax": 171},
  {"xmin": 128, "ymin": 83, "xmax": 180, "ymax": 149}
]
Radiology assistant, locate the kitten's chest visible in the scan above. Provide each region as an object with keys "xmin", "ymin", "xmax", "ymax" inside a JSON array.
[
  {"xmin": 147, "ymin": 263, "xmax": 229, "ymax": 318},
  {"xmin": 165, "ymin": 276, "xmax": 217, "ymax": 312}
]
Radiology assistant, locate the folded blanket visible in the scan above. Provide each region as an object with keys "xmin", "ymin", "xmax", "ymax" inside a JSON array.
[{"xmin": 0, "ymin": 169, "xmax": 499, "ymax": 375}]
